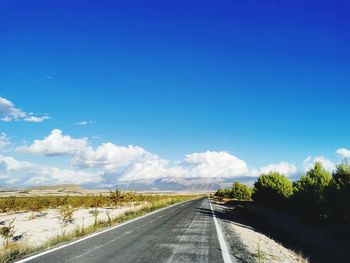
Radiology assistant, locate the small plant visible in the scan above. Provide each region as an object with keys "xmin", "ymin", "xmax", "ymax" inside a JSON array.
[
  {"xmin": 108, "ymin": 189, "xmax": 124, "ymax": 207},
  {"xmin": 0, "ymin": 219, "xmax": 15, "ymax": 249},
  {"xmin": 92, "ymin": 208, "xmax": 99, "ymax": 228},
  {"xmin": 106, "ymin": 211, "xmax": 112, "ymax": 226},
  {"xmin": 58, "ymin": 205, "xmax": 75, "ymax": 224},
  {"xmin": 75, "ymin": 218, "xmax": 86, "ymax": 237},
  {"xmin": 255, "ymin": 241, "xmax": 264, "ymax": 263}
]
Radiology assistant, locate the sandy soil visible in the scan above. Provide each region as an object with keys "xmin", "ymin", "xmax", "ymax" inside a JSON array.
[
  {"xmin": 0, "ymin": 204, "xmax": 144, "ymax": 248},
  {"xmin": 226, "ymin": 221, "xmax": 307, "ymax": 263}
]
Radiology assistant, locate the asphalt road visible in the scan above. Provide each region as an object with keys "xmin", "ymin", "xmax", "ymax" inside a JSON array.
[{"xmin": 18, "ymin": 198, "xmax": 233, "ymax": 263}]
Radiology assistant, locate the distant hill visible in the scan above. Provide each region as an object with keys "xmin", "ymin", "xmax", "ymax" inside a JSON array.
[
  {"xmin": 113, "ymin": 177, "xmax": 255, "ymax": 192},
  {"xmin": 29, "ymin": 184, "xmax": 84, "ymax": 191}
]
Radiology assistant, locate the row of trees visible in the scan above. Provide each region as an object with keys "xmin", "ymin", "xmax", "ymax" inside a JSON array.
[{"xmin": 215, "ymin": 160, "xmax": 350, "ymax": 227}]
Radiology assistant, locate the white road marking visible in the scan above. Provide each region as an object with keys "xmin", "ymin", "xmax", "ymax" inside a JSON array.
[
  {"xmin": 208, "ymin": 198, "xmax": 234, "ymax": 263},
  {"xmin": 15, "ymin": 199, "xmax": 195, "ymax": 263}
]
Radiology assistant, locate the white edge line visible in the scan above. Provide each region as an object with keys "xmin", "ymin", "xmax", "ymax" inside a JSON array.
[
  {"xmin": 16, "ymin": 198, "xmax": 196, "ymax": 263},
  {"xmin": 208, "ymin": 198, "xmax": 233, "ymax": 263}
]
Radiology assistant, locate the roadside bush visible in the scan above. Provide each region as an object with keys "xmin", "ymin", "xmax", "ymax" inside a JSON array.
[
  {"xmin": 327, "ymin": 160, "xmax": 350, "ymax": 227},
  {"xmin": 292, "ymin": 162, "xmax": 331, "ymax": 220},
  {"xmin": 252, "ymin": 172, "xmax": 293, "ymax": 208},
  {"xmin": 231, "ymin": 182, "xmax": 252, "ymax": 200},
  {"xmin": 0, "ymin": 219, "xmax": 15, "ymax": 249},
  {"xmin": 58, "ymin": 205, "xmax": 75, "ymax": 224},
  {"xmin": 214, "ymin": 189, "xmax": 231, "ymax": 199}
]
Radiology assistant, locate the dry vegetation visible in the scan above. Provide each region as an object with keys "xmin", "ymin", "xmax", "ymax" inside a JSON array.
[{"xmin": 0, "ymin": 190, "xmax": 198, "ymax": 262}]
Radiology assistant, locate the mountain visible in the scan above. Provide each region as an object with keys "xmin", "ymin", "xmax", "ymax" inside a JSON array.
[{"xmin": 113, "ymin": 177, "xmax": 255, "ymax": 192}]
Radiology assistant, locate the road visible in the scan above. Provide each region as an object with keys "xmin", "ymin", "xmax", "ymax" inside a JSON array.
[{"xmin": 18, "ymin": 198, "xmax": 235, "ymax": 263}]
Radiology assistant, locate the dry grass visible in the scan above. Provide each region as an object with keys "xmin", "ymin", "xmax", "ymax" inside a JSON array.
[{"xmin": 0, "ymin": 194, "xmax": 198, "ymax": 263}]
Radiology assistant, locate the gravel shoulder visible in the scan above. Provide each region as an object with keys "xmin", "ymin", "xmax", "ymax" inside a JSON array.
[{"xmin": 212, "ymin": 201, "xmax": 308, "ymax": 263}]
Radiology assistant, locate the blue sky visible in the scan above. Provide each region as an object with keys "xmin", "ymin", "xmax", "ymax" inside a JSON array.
[{"xmin": 0, "ymin": 0, "xmax": 349, "ymax": 186}]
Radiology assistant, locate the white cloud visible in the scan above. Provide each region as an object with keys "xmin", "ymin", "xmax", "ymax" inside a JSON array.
[
  {"xmin": 303, "ymin": 156, "xmax": 336, "ymax": 173},
  {"xmin": 18, "ymin": 129, "xmax": 156, "ymax": 172},
  {"xmin": 257, "ymin": 162, "xmax": 298, "ymax": 177},
  {"xmin": 183, "ymin": 151, "xmax": 249, "ymax": 178},
  {"xmin": 119, "ymin": 158, "xmax": 187, "ymax": 181},
  {"xmin": 24, "ymin": 116, "xmax": 50, "ymax": 123},
  {"xmin": 72, "ymin": 142, "xmax": 153, "ymax": 171},
  {"xmin": 74, "ymin": 120, "xmax": 93, "ymax": 126},
  {"xmin": 0, "ymin": 155, "xmax": 100, "ymax": 185},
  {"xmin": 0, "ymin": 96, "xmax": 49, "ymax": 122},
  {"xmin": 0, "ymin": 133, "xmax": 10, "ymax": 150},
  {"xmin": 17, "ymin": 131, "xmax": 252, "ymax": 182},
  {"xmin": 17, "ymin": 129, "xmax": 89, "ymax": 156},
  {"xmin": 336, "ymin": 148, "xmax": 350, "ymax": 159},
  {"xmin": 12, "ymin": 130, "xmax": 349, "ymax": 187},
  {"xmin": 118, "ymin": 151, "xmax": 249, "ymax": 181}
]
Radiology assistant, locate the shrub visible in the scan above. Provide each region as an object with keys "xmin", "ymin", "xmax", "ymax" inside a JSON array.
[
  {"xmin": 108, "ymin": 190, "xmax": 124, "ymax": 206},
  {"xmin": 231, "ymin": 182, "xmax": 252, "ymax": 200},
  {"xmin": 214, "ymin": 189, "xmax": 232, "ymax": 199},
  {"xmin": 327, "ymin": 160, "xmax": 350, "ymax": 226},
  {"xmin": 252, "ymin": 172, "xmax": 293, "ymax": 207},
  {"xmin": 58, "ymin": 205, "xmax": 75, "ymax": 224},
  {"xmin": 0, "ymin": 219, "xmax": 15, "ymax": 249}
]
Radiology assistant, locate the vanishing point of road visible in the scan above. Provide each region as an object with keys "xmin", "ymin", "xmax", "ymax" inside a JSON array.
[{"xmin": 17, "ymin": 198, "xmax": 236, "ymax": 263}]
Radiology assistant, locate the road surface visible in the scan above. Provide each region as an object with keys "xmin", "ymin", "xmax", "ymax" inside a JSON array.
[{"xmin": 18, "ymin": 198, "xmax": 235, "ymax": 263}]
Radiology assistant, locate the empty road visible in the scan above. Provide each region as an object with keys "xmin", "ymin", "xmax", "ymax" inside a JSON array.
[{"xmin": 17, "ymin": 198, "xmax": 236, "ymax": 263}]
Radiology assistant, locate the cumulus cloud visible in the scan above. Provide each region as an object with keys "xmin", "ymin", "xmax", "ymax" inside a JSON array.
[
  {"xmin": 14, "ymin": 129, "xmax": 349, "ymax": 187},
  {"xmin": 336, "ymin": 148, "xmax": 350, "ymax": 159},
  {"xmin": 72, "ymin": 143, "xmax": 154, "ymax": 172},
  {"xmin": 257, "ymin": 162, "xmax": 298, "ymax": 177},
  {"xmin": 119, "ymin": 158, "xmax": 187, "ymax": 181},
  {"xmin": 17, "ymin": 129, "xmax": 89, "ymax": 156},
  {"xmin": 17, "ymin": 130, "xmax": 254, "ymax": 182},
  {"xmin": 182, "ymin": 151, "xmax": 249, "ymax": 178},
  {"xmin": 0, "ymin": 96, "xmax": 49, "ymax": 122},
  {"xmin": 303, "ymin": 156, "xmax": 336, "ymax": 173},
  {"xmin": 0, "ymin": 155, "xmax": 101, "ymax": 185}
]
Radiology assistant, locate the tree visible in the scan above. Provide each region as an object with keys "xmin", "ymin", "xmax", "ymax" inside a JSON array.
[
  {"xmin": 231, "ymin": 182, "xmax": 252, "ymax": 200},
  {"xmin": 252, "ymin": 172, "xmax": 293, "ymax": 208},
  {"xmin": 292, "ymin": 162, "xmax": 331, "ymax": 220},
  {"xmin": 214, "ymin": 189, "xmax": 231, "ymax": 199},
  {"xmin": 327, "ymin": 160, "xmax": 350, "ymax": 226}
]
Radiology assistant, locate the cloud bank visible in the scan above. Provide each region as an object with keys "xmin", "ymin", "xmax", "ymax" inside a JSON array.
[
  {"xmin": 12, "ymin": 129, "xmax": 301, "ymax": 186},
  {"xmin": 0, "ymin": 96, "xmax": 49, "ymax": 122},
  {"xmin": 0, "ymin": 129, "xmax": 345, "ymax": 187}
]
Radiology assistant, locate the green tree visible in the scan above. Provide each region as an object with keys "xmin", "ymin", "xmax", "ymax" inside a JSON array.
[
  {"xmin": 214, "ymin": 189, "xmax": 231, "ymax": 199},
  {"xmin": 252, "ymin": 172, "xmax": 293, "ymax": 208},
  {"xmin": 292, "ymin": 162, "xmax": 331, "ymax": 220},
  {"xmin": 327, "ymin": 160, "xmax": 350, "ymax": 226},
  {"xmin": 231, "ymin": 182, "xmax": 252, "ymax": 200}
]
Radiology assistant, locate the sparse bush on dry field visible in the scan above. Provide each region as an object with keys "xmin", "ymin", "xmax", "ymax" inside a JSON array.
[
  {"xmin": 0, "ymin": 219, "xmax": 15, "ymax": 250},
  {"xmin": 0, "ymin": 191, "xmax": 193, "ymax": 212},
  {"xmin": 58, "ymin": 205, "xmax": 76, "ymax": 224},
  {"xmin": 0, "ymin": 193, "xmax": 197, "ymax": 262}
]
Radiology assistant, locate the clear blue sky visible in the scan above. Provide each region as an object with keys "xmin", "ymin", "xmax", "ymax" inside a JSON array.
[{"xmin": 1, "ymin": 0, "xmax": 349, "ymax": 168}]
